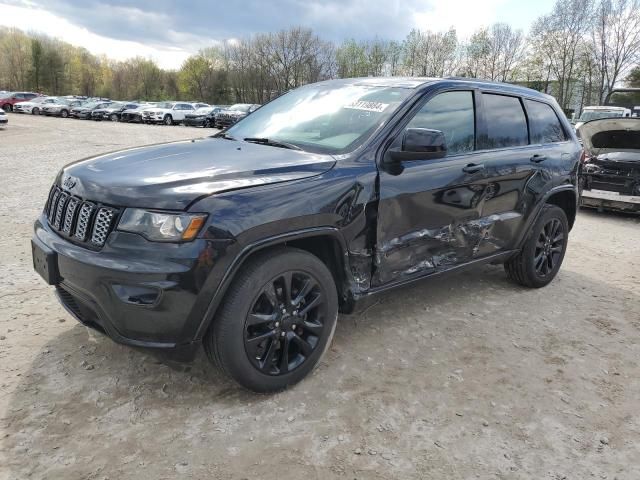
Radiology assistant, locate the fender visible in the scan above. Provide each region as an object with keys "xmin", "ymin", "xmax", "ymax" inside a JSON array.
[
  {"xmin": 193, "ymin": 227, "xmax": 352, "ymax": 341},
  {"xmin": 513, "ymin": 183, "xmax": 578, "ymax": 250}
]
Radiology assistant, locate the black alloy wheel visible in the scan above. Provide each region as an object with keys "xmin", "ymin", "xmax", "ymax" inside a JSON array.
[
  {"xmin": 533, "ymin": 218, "xmax": 564, "ymax": 277},
  {"xmin": 504, "ymin": 204, "xmax": 569, "ymax": 288},
  {"xmin": 244, "ymin": 271, "xmax": 326, "ymax": 376}
]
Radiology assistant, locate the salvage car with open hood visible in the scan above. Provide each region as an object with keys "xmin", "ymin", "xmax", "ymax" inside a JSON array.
[{"xmin": 579, "ymin": 118, "xmax": 640, "ymax": 213}]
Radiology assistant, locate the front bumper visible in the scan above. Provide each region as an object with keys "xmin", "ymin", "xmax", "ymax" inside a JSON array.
[
  {"xmin": 32, "ymin": 215, "xmax": 217, "ymax": 354},
  {"xmin": 581, "ymin": 189, "xmax": 640, "ymax": 213},
  {"xmin": 184, "ymin": 118, "xmax": 206, "ymax": 127}
]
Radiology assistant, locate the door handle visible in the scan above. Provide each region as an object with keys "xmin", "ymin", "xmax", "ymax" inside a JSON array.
[
  {"xmin": 462, "ymin": 163, "xmax": 485, "ymax": 173},
  {"xmin": 530, "ymin": 154, "xmax": 547, "ymax": 163}
]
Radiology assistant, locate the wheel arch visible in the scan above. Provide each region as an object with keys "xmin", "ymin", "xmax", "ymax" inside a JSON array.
[
  {"xmin": 545, "ymin": 188, "xmax": 577, "ymax": 231},
  {"xmin": 194, "ymin": 228, "xmax": 353, "ymax": 341}
]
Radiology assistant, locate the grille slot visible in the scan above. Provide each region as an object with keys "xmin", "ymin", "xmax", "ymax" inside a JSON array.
[
  {"xmin": 91, "ymin": 208, "xmax": 116, "ymax": 246},
  {"xmin": 44, "ymin": 186, "xmax": 119, "ymax": 249}
]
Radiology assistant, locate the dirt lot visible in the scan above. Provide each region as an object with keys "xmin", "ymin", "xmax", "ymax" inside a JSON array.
[{"xmin": 1, "ymin": 113, "xmax": 639, "ymax": 480}]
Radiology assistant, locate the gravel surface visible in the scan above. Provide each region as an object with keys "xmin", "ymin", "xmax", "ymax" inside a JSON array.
[{"xmin": 1, "ymin": 114, "xmax": 639, "ymax": 480}]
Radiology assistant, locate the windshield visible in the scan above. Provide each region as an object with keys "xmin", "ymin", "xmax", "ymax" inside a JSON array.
[
  {"xmin": 81, "ymin": 102, "xmax": 100, "ymax": 109},
  {"xmin": 156, "ymin": 102, "xmax": 175, "ymax": 109},
  {"xmin": 226, "ymin": 83, "xmax": 411, "ymax": 154},
  {"xmin": 194, "ymin": 107, "xmax": 213, "ymax": 114},
  {"xmin": 579, "ymin": 110, "xmax": 624, "ymax": 122}
]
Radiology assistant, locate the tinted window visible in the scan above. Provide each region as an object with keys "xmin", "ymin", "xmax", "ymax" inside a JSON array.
[
  {"xmin": 406, "ymin": 91, "xmax": 475, "ymax": 155},
  {"xmin": 525, "ymin": 100, "xmax": 566, "ymax": 143},
  {"xmin": 481, "ymin": 94, "xmax": 528, "ymax": 148}
]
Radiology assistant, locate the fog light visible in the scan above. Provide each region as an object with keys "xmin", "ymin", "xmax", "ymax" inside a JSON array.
[{"xmin": 112, "ymin": 284, "xmax": 161, "ymax": 306}]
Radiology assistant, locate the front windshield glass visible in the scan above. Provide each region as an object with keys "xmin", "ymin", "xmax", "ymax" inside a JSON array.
[
  {"xmin": 195, "ymin": 107, "xmax": 213, "ymax": 114},
  {"xmin": 156, "ymin": 102, "xmax": 175, "ymax": 109},
  {"xmin": 580, "ymin": 110, "xmax": 624, "ymax": 122},
  {"xmin": 226, "ymin": 83, "xmax": 411, "ymax": 154}
]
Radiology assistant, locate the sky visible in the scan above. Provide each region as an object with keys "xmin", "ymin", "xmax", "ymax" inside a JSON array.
[{"xmin": 0, "ymin": 0, "xmax": 556, "ymax": 69}]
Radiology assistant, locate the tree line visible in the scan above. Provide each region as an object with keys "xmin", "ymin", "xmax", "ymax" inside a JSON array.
[{"xmin": 1, "ymin": 0, "xmax": 639, "ymax": 112}]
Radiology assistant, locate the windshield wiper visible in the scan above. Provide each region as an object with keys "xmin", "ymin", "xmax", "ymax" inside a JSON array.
[
  {"xmin": 243, "ymin": 137, "xmax": 302, "ymax": 151},
  {"xmin": 216, "ymin": 132, "xmax": 236, "ymax": 140}
]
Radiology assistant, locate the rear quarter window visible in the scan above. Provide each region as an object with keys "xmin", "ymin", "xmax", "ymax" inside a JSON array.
[
  {"xmin": 480, "ymin": 93, "xmax": 528, "ymax": 149},
  {"xmin": 525, "ymin": 99, "xmax": 566, "ymax": 144}
]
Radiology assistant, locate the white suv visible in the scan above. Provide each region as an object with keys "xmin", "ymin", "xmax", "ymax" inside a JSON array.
[
  {"xmin": 14, "ymin": 96, "xmax": 60, "ymax": 115},
  {"xmin": 142, "ymin": 102, "xmax": 195, "ymax": 125}
]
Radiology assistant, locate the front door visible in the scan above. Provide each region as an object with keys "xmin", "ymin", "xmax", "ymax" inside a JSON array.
[{"xmin": 374, "ymin": 89, "xmax": 488, "ymax": 286}]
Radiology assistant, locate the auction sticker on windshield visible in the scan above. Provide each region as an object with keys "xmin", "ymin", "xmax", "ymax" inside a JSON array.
[{"xmin": 344, "ymin": 101, "xmax": 389, "ymax": 113}]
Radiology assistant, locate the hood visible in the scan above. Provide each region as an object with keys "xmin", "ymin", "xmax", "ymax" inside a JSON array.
[
  {"xmin": 578, "ymin": 118, "xmax": 640, "ymax": 155},
  {"xmin": 57, "ymin": 137, "xmax": 336, "ymax": 210}
]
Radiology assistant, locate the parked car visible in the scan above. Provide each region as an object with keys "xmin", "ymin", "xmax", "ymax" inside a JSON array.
[
  {"xmin": 578, "ymin": 118, "xmax": 640, "ymax": 213},
  {"xmin": 214, "ymin": 103, "xmax": 261, "ymax": 129},
  {"xmin": 142, "ymin": 102, "xmax": 195, "ymax": 125},
  {"xmin": 70, "ymin": 101, "xmax": 113, "ymax": 119},
  {"xmin": 119, "ymin": 103, "xmax": 153, "ymax": 123},
  {"xmin": 0, "ymin": 109, "xmax": 7, "ymax": 126},
  {"xmin": 42, "ymin": 99, "xmax": 83, "ymax": 118},
  {"xmin": 32, "ymin": 77, "xmax": 580, "ymax": 392},
  {"xmin": 13, "ymin": 96, "xmax": 61, "ymax": 115},
  {"xmin": 0, "ymin": 92, "xmax": 41, "ymax": 112},
  {"xmin": 183, "ymin": 105, "xmax": 228, "ymax": 127},
  {"xmin": 91, "ymin": 102, "xmax": 140, "ymax": 121}
]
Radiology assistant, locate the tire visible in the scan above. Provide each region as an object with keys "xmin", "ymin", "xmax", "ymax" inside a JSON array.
[
  {"xmin": 204, "ymin": 247, "xmax": 339, "ymax": 393},
  {"xmin": 60, "ymin": 109, "xmax": 69, "ymax": 118},
  {"xmin": 504, "ymin": 204, "xmax": 569, "ymax": 288},
  {"xmin": 2, "ymin": 104, "xmax": 11, "ymax": 112},
  {"xmin": 32, "ymin": 107, "xmax": 39, "ymax": 115},
  {"xmin": 109, "ymin": 114, "xmax": 118, "ymax": 122},
  {"xmin": 163, "ymin": 114, "xmax": 173, "ymax": 126}
]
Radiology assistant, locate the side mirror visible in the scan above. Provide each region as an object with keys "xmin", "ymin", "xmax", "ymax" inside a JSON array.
[{"xmin": 387, "ymin": 128, "xmax": 447, "ymax": 164}]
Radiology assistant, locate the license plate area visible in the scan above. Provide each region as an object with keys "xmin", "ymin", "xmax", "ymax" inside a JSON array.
[{"xmin": 32, "ymin": 239, "xmax": 60, "ymax": 285}]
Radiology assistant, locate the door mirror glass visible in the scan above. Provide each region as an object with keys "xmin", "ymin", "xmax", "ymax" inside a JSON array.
[{"xmin": 402, "ymin": 128, "xmax": 447, "ymax": 154}]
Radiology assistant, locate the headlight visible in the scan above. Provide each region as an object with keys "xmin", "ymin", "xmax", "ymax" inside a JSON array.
[{"xmin": 117, "ymin": 209, "xmax": 207, "ymax": 242}]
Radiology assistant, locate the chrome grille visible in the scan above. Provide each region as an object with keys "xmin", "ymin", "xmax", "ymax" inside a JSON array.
[
  {"xmin": 44, "ymin": 186, "xmax": 119, "ymax": 248},
  {"xmin": 91, "ymin": 208, "xmax": 116, "ymax": 246}
]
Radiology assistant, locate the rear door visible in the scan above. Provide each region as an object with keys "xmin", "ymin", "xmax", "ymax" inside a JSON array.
[{"xmin": 468, "ymin": 92, "xmax": 539, "ymax": 257}]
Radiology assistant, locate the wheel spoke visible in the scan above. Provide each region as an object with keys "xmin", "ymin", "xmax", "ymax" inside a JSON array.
[
  {"xmin": 534, "ymin": 252, "xmax": 545, "ymax": 272},
  {"xmin": 260, "ymin": 337, "xmax": 278, "ymax": 372},
  {"xmin": 292, "ymin": 334, "xmax": 314, "ymax": 357},
  {"xmin": 552, "ymin": 232, "xmax": 564, "ymax": 244},
  {"xmin": 280, "ymin": 272, "xmax": 293, "ymax": 305},
  {"xmin": 246, "ymin": 331, "xmax": 275, "ymax": 358},
  {"xmin": 247, "ymin": 312, "xmax": 277, "ymax": 326},
  {"xmin": 263, "ymin": 283, "xmax": 279, "ymax": 309},
  {"xmin": 301, "ymin": 320, "xmax": 323, "ymax": 336},
  {"xmin": 293, "ymin": 278, "xmax": 317, "ymax": 306},
  {"xmin": 279, "ymin": 335, "xmax": 290, "ymax": 373},
  {"xmin": 299, "ymin": 293, "xmax": 322, "ymax": 316}
]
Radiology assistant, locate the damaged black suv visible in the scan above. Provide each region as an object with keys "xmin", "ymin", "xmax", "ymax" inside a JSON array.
[{"xmin": 32, "ymin": 78, "xmax": 581, "ymax": 392}]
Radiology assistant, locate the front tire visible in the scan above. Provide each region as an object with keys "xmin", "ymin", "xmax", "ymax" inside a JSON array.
[
  {"xmin": 163, "ymin": 114, "xmax": 173, "ymax": 126},
  {"xmin": 109, "ymin": 113, "xmax": 118, "ymax": 122},
  {"xmin": 32, "ymin": 107, "xmax": 39, "ymax": 115},
  {"xmin": 504, "ymin": 204, "xmax": 569, "ymax": 288},
  {"xmin": 60, "ymin": 109, "xmax": 69, "ymax": 118},
  {"xmin": 204, "ymin": 247, "xmax": 338, "ymax": 393},
  {"xmin": 2, "ymin": 104, "xmax": 11, "ymax": 112}
]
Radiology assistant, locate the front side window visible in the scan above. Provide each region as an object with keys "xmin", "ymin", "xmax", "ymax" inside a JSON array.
[
  {"xmin": 525, "ymin": 99, "xmax": 566, "ymax": 144},
  {"xmin": 226, "ymin": 83, "xmax": 412, "ymax": 154},
  {"xmin": 405, "ymin": 91, "xmax": 475, "ymax": 156},
  {"xmin": 481, "ymin": 94, "xmax": 528, "ymax": 149}
]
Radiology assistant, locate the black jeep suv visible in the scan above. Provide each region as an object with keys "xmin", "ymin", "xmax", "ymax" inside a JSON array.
[{"xmin": 32, "ymin": 78, "xmax": 581, "ymax": 392}]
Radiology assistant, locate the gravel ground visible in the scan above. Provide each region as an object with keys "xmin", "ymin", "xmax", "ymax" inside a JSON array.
[{"xmin": 1, "ymin": 113, "xmax": 639, "ymax": 480}]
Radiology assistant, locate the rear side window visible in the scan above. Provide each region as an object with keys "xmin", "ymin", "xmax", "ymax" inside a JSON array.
[
  {"xmin": 481, "ymin": 94, "xmax": 528, "ymax": 148},
  {"xmin": 406, "ymin": 91, "xmax": 475, "ymax": 155},
  {"xmin": 525, "ymin": 99, "xmax": 566, "ymax": 144}
]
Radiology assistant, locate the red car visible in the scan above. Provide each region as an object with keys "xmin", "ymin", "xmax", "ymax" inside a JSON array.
[{"xmin": 0, "ymin": 92, "xmax": 41, "ymax": 112}]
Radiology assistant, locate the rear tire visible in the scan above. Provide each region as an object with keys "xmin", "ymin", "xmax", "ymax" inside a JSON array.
[
  {"xmin": 204, "ymin": 247, "xmax": 338, "ymax": 393},
  {"xmin": 2, "ymin": 104, "xmax": 11, "ymax": 112},
  {"xmin": 504, "ymin": 204, "xmax": 569, "ymax": 288}
]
